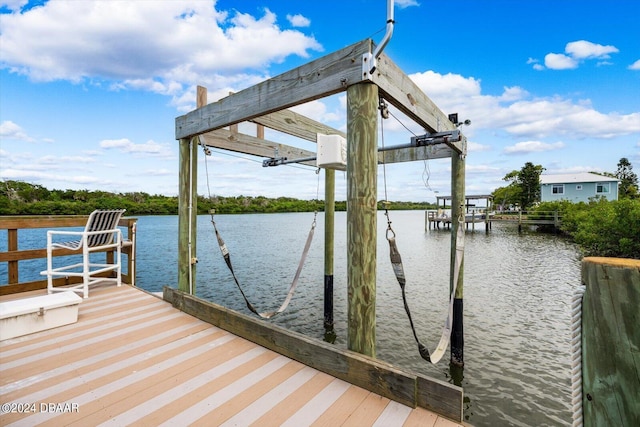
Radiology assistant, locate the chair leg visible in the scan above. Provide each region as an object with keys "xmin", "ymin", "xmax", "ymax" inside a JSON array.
[
  {"xmin": 82, "ymin": 244, "xmax": 89, "ymax": 299},
  {"xmin": 116, "ymin": 237, "xmax": 122, "ymax": 287},
  {"xmin": 46, "ymin": 232, "xmax": 53, "ymax": 295}
]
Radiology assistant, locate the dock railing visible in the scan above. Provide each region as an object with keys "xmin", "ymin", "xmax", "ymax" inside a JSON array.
[{"xmin": 0, "ymin": 215, "xmax": 137, "ymax": 295}]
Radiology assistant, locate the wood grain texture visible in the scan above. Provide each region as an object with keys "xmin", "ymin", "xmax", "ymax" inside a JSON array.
[
  {"xmin": 176, "ymin": 40, "xmax": 371, "ymax": 139},
  {"xmin": 372, "ymin": 52, "xmax": 465, "ymax": 154},
  {"xmin": 581, "ymin": 258, "xmax": 640, "ymax": 427},
  {"xmin": 346, "ymin": 82, "xmax": 378, "ymax": 358},
  {"xmin": 199, "ymin": 129, "xmax": 316, "ymax": 166},
  {"xmin": 252, "ymin": 108, "xmax": 345, "ymax": 142}
]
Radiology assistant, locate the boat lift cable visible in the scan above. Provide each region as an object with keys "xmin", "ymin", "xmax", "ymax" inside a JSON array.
[
  {"xmin": 201, "ymin": 142, "xmax": 317, "ymax": 319},
  {"xmin": 379, "ymin": 98, "xmax": 463, "ymax": 364},
  {"xmin": 262, "ymin": 129, "xmax": 461, "ymax": 168}
]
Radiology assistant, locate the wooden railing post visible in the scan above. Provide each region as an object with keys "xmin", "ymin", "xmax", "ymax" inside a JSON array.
[
  {"xmin": 581, "ymin": 257, "xmax": 640, "ymax": 426},
  {"xmin": 8, "ymin": 228, "xmax": 18, "ymax": 284}
]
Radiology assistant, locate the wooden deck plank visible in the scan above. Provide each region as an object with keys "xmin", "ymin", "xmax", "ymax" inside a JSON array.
[
  {"xmin": 0, "ymin": 285, "xmax": 464, "ymax": 427},
  {"xmin": 218, "ymin": 366, "xmax": 319, "ymax": 426},
  {"xmin": 0, "ymin": 303, "xmax": 176, "ymax": 364},
  {"xmin": 67, "ymin": 344, "xmax": 272, "ymax": 427},
  {"xmin": 403, "ymin": 407, "xmax": 439, "ymax": 426},
  {"xmin": 281, "ymin": 378, "xmax": 351, "ymax": 426},
  {"xmin": 0, "ymin": 322, "xmax": 209, "ymax": 399},
  {"xmin": 81, "ymin": 339, "xmax": 260, "ymax": 427},
  {"xmin": 310, "ymin": 384, "xmax": 370, "ymax": 426},
  {"xmin": 342, "ymin": 393, "xmax": 393, "ymax": 426},
  {"xmin": 248, "ymin": 370, "xmax": 336, "ymax": 426}
]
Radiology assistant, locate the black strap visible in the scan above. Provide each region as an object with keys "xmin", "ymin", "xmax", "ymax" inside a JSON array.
[
  {"xmin": 211, "ymin": 213, "xmax": 316, "ymax": 319},
  {"xmin": 386, "ymin": 219, "xmax": 432, "ymax": 362},
  {"xmin": 385, "ymin": 209, "xmax": 462, "ymax": 364}
]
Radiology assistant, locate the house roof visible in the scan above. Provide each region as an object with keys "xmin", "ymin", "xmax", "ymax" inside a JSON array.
[{"xmin": 540, "ymin": 172, "xmax": 620, "ymax": 184}]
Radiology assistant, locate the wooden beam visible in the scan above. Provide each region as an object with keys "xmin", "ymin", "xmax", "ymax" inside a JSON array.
[
  {"xmin": 373, "ymin": 52, "xmax": 465, "ymax": 153},
  {"xmin": 251, "ymin": 109, "xmax": 345, "ymax": 142},
  {"xmin": 199, "ymin": 129, "xmax": 316, "ymax": 166},
  {"xmin": 202, "ymin": 126, "xmax": 452, "ymax": 165},
  {"xmin": 176, "ymin": 40, "xmax": 371, "ymax": 139},
  {"xmin": 378, "ymin": 144, "xmax": 453, "ymax": 163},
  {"xmin": 163, "ymin": 286, "xmax": 464, "ymax": 421}
]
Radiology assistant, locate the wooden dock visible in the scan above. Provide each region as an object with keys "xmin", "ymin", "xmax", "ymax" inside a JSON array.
[
  {"xmin": 0, "ymin": 285, "xmax": 465, "ymax": 427},
  {"xmin": 426, "ymin": 210, "xmax": 562, "ymax": 232},
  {"xmin": 425, "ymin": 211, "xmax": 488, "ymax": 231}
]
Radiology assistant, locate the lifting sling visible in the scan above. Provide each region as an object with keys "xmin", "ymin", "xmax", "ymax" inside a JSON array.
[
  {"xmin": 384, "ymin": 209, "xmax": 463, "ymax": 364},
  {"xmin": 210, "ymin": 210, "xmax": 317, "ymax": 319}
]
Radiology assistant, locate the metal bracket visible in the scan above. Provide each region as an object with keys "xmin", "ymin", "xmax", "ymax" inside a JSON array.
[
  {"xmin": 411, "ymin": 130, "xmax": 461, "ymax": 147},
  {"xmin": 263, "ymin": 157, "xmax": 287, "ymax": 167},
  {"xmin": 362, "ymin": 53, "xmax": 375, "ymax": 81}
]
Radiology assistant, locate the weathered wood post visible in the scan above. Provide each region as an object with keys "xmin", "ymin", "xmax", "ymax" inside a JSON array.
[
  {"xmin": 346, "ymin": 82, "xmax": 378, "ymax": 357},
  {"xmin": 177, "ymin": 86, "xmax": 205, "ymax": 294},
  {"xmin": 324, "ymin": 168, "xmax": 335, "ymax": 329},
  {"xmin": 518, "ymin": 210, "xmax": 522, "ymax": 233},
  {"xmin": 581, "ymin": 257, "xmax": 640, "ymax": 426},
  {"xmin": 450, "ymin": 148, "xmax": 466, "ymax": 366}
]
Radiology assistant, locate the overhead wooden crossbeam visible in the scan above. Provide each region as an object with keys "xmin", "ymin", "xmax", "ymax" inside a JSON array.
[
  {"xmin": 251, "ymin": 109, "xmax": 345, "ymax": 142},
  {"xmin": 199, "ymin": 129, "xmax": 316, "ymax": 167},
  {"xmin": 176, "ymin": 38, "xmax": 464, "ymax": 155},
  {"xmin": 176, "ymin": 40, "xmax": 371, "ymax": 139},
  {"xmin": 201, "ymin": 125, "xmax": 453, "ymax": 166},
  {"xmin": 372, "ymin": 52, "xmax": 464, "ymax": 154}
]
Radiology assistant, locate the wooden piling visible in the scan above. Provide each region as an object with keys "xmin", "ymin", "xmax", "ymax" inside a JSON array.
[
  {"xmin": 178, "ymin": 86, "xmax": 205, "ymax": 294},
  {"xmin": 346, "ymin": 82, "xmax": 378, "ymax": 357},
  {"xmin": 324, "ymin": 168, "xmax": 335, "ymax": 329},
  {"xmin": 450, "ymin": 149, "xmax": 465, "ymax": 366},
  {"xmin": 177, "ymin": 137, "xmax": 197, "ymax": 294},
  {"xmin": 581, "ymin": 257, "xmax": 640, "ymax": 426}
]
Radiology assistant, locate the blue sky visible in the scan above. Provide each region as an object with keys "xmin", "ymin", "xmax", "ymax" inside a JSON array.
[{"xmin": 1, "ymin": 0, "xmax": 639, "ymax": 202}]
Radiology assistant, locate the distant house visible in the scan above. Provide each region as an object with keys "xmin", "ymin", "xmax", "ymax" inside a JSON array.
[{"xmin": 540, "ymin": 173, "xmax": 619, "ymax": 203}]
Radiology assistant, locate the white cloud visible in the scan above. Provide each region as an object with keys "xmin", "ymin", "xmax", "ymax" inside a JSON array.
[
  {"xmin": 38, "ymin": 155, "xmax": 96, "ymax": 165},
  {"xmin": 100, "ymin": 138, "xmax": 173, "ymax": 157},
  {"xmin": 536, "ymin": 40, "xmax": 619, "ymax": 70},
  {"xmin": 395, "ymin": 0, "xmax": 420, "ymax": 8},
  {"xmin": 504, "ymin": 141, "xmax": 565, "ymax": 154},
  {"xmin": 467, "ymin": 141, "xmax": 491, "ymax": 152},
  {"xmin": 0, "ymin": 120, "xmax": 35, "ymax": 142},
  {"xmin": 544, "ymin": 53, "xmax": 578, "ymax": 70},
  {"xmin": 565, "ymin": 40, "xmax": 618, "ymax": 60},
  {"xmin": 629, "ymin": 59, "xmax": 640, "ymax": 70},
  {"xmin": 0, "ymin": 0, "xmax": 27, "ymax": 12},
  {"xmin": 0, "ymin": 1, "xmax": 321, "ymax": 108},
  {"xmin": 408, "ymin": 70, "xmax": 640, "ymax": 140},
  {"xmin": 286, "ymin": 14, "xmax": 310, "ymax": 27}
]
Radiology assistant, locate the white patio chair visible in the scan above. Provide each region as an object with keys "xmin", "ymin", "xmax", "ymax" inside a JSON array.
[{"xmin": 42, "ymin": 209, "xmax": 126, "ymax": 298}]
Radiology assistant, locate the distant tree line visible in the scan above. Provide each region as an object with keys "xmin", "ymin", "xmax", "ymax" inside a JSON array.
[
  {"xmin": 0, "ymin": 180, "xmax": 436, "ymax": 216},
  {"xmin": 531, "ymin": 198, "xmax": 640, "ymax": 259}
]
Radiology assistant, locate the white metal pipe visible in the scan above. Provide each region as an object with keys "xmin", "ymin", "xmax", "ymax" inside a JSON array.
[{"xmin": 371, "ymin": 0, "xmax": 395, "ymax": 71}]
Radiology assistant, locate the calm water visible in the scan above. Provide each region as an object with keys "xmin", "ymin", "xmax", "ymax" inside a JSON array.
[{"xmin": 1, "ymin": 211, "xmax": 582, "ymax": 426}]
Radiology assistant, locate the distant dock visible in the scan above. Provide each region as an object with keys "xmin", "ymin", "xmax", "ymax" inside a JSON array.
[{"xmin": 426, "ymin": 210, "xmax": 562, "ymax": 232}]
